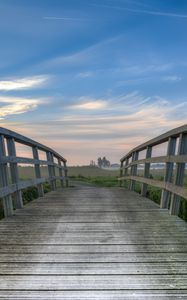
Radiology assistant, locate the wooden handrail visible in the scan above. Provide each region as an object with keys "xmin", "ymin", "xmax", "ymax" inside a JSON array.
[
  {"xmin": 0, "ymin": 127, "xmax": 68, "ymax": 217},
  {"xmin": 119, "ymin": 124, "xmax": 187, "ymax": 216}
]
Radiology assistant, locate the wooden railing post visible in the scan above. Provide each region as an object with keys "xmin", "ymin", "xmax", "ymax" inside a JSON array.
[
  {"xmin": 0, "ymin": 127, "xmax": 67, "ymax": 219},
  {"xmin": 0, "ymin": 135, "xmax": 14, "ymax": 217},
  {"xmin": 169, "ymin": 133, "xmax": 187, "ymax": 215},
  {"xmin": 130, "ymin": 151, "xmax": 138, "ymax": 191},
  {"xmin": 141, "ymin": 146, "xmax": 152, "ymax": 197},
  {"xmin": 160, "ymin": 137, "xmax": 176, "ymax": 209},
  {"xmin": 51, "ymin": 153, "xmax": 57, "ymax": 190},
  {"xmin": 119, "ymin": 125, "xmax": 187, "ymax": 217},
  {"xmin": 6, "ymin": 138, "xmax": 23, "ymax": 209},
  {"xmin": 32, "ymin": 146, "xmax": 44, "ymax": 197},
  {"xmin": 124, "ymin": 158, "xmax": 129, "ymax": 187},
  {"xmin": 124, "ymin": 158, "xmax": 129, "ymax": 176},
  {"xmin": 63, "ymin": 161, "xmax": 68, "ymax": 187},
  {"xmin": 119, "ymin": 161, "xmax": 124, "ymax": 187},
  {"xmin": 47, "ymin": 152, "xmax": 56, "ymax": 191},
  {"xmin": 58, "ymin": 159, "xmax": 64, "ymax": 188}
]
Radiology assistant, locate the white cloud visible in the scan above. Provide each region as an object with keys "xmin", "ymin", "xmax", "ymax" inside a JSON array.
[
  {"xmin": 76, "ymin": 72, "xmax": 94, "ymax": 78},
  {"xmin": 2, "ymin": 92, "xmax": 187, "ymax": 165},
  {"xmin": 0, "ymin": 97, "xmax": 43, "ymax": 119},
  {"xmin": 42, "ymin": 36, "xmax": 119, "ymax": 68},
  {"xmin": 120, "ymin": 63, "xmax": 173, "ymax": 76},
  {"xmin": 43, "ymin": 16, "xmax": 85, "ymax": 21},
  {"xmin": 91, "ymin": 4, "xmax": 187, "ymax": 19},
  {"xmin": 0, "ymin": 75, "xmax": 49, "ymax": 91},
  {"xmin": 69, "ymin": 97, "xmax": 107, "ymax": 110},
  {"xmin": 162, "ymin": 75, "xmax": 182, "ymax": 82}
]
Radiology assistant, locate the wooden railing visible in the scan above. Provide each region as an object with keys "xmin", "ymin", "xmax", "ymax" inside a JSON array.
[
  {"xmin": 119, "ymin": 124, "xmax": 187, "ymax": 215},
  {"xmin": 0, "ymin": 127, "xmax": 68, "ymax": 217}
]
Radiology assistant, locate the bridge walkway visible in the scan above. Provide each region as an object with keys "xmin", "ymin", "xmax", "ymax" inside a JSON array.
[{"xmin": 0, "ymin": 183, "xmax": 187, "ymax": 299}]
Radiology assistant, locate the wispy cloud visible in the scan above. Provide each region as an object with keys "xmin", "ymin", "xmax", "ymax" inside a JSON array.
[
  {"xmin": 0, "ymin": 97, "xmax": 44, "ymax": 119},
  {"xmin": 76, "ymin": 71, "xmax": 94, "ymax": 78},
  {"xmin": 69, "ymin": 97, "xmax": 107, "ymax": 110},
  {"xmin": 162, "ymin": 75, "xmax": 182, "ymax": 82},
  {"xmin": 120, "ymin": 63, "xmax": 173, "ymax": 75},
  {"xmin": 65, "ymin": 92, "xmax": 185, "ymax": 117},
  {"xmin": 91, "ymin": 3, "xmax": 187, "ymax": 19},
  {"xmin": 2, "ymin": 91, "xmax": 187, "ymax": 165},
  {"xmin": 42, "ymin": 36, "xmax": 119, "ymax": 68},
  {"xmin": 0, "ymin": 75, "xmax": 49, "ymax": 91},
  {"xmin": 43, "ymin": 16, "xmax": 86, "ymax": 21}
]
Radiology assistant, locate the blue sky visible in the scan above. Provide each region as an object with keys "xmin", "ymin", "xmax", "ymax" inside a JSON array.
[{"xmin": 0, "ymin": 0, "xmax": 187, "ymax": 165}]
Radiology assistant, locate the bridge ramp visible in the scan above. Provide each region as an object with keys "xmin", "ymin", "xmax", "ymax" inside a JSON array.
[{"xmin": 0, "ymin": 184, "xmax": 187, "ymax": 299}]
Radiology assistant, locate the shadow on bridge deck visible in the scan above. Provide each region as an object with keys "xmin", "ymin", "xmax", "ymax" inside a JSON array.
[{"xmin": 0, "ymin": 183, "xmax": 187, "ymax": 299}]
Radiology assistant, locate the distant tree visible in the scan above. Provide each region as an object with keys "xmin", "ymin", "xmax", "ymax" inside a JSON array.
[
  {"xmin": 98, "ymin": 157, "xmax": 102, "ymax": 167},
  {"xmin": 97, "ymin": 156, "xmax": 110, "ymax": 168},
  {"xmin": 90, "ymin": 160, "xmax": 95, "ymax": 166}
]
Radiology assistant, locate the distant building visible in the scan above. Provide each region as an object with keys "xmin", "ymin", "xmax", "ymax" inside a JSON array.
[{"xmin": 111, "ymin": 163, "xmax": 120, "ymax": 168}]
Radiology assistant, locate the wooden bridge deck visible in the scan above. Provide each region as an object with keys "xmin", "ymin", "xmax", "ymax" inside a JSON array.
[{"xmin": 0, "ymin": 184, "xmax": 187, "ymax": 299}]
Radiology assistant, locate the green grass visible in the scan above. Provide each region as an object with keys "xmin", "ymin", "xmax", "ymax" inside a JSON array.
[
  {"xmin": 179, "ymin": 199, "xmax": 187, "ymax": 222},
  {"xmin": 22, "ymin": 187, "xmax": 39, "ymax": 205},
  {"xmin": 0, "ymin": 182, "xmax": 51, "ymax": 220},
  {"xmin": 0, "ymin": 200, "xmax": 4, "ymax": 219},
  {"xmin": 147, "ymin": 186, "xmax": 162, "ymax": 205},
  {"xmin": 70, "ymin": 175, "xmax": 119, "ymax": 187},
  {"xmin": 68, "ymin": 166, "xmax": 119, "ymax": 177}
]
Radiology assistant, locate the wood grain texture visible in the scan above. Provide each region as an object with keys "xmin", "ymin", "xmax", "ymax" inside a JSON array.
[
  {"xmin": 0, "ymin": 127, "xmax": 67, "ymax": 212},
  {"xmin": 120, "ymin": 124, "xmax": 187, "ymax": 162},
  {"xmin": 119, "ymin": 125, "xmax": 187, "ymax": 216},
  {"xmin": 0, "ymin": 127, "xmax": 66, "ymax": 162},
  {"xmin": 0, "ymin": 184, "xmax": 187, "ymax": 299}
]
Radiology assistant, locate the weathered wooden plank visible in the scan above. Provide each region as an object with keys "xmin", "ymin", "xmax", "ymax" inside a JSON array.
[
  {"xmin": 25, "ymin": 200, "xmax": 159, "ymax": 207},
  {"xmin": 0, "ymin": 156, "xmax": 66, "ymax": 169},
  {"xmin": 0, "ymin": 275, "xmax": 186, "ymax": 290},
  {"xmin": 141, "ymin": 146, "xmax": 152, "ymax": 196},
  {"xmin": 0, "ymin": 220, "xmax": 186, "ymax": 228},
  {"xmin": 0, "ymin": 223, "xmax": 187, "ymax": 233},
  {"xmin": 14, "ymin": 208, "xmax": 162, "ymax": 214},
  {"xmin": 0, "ymin": 231, "xmax": 187, "ymax": 244},
  {"xmin": 0, "ymin": 252, "xmax": 187, "ymax": 263},
  {"xmin": 0, "ymin": 135, "xmax": 14, "ymax": 217},
  {"xmin": 3, "ymin": 213, "xmax": 182, "ymax": 223},
  {"xmin": 0, "ymin": 262, "xmax": 186, "ymax": 275},
  {"xmin": 121, "ymin": 153, "xmax": 187, "ymax": 167},
  {"xmin": 119, "ymin": 175, "xmax": 187, "ymax": 200},
  {"xmin": 0, "ymin": 127, "xmax": 68, "ymax": 204},
  {"xmin": 14, "ymin": 200, "xmax": 160, "ymax": 208},
  {"xmin": 32, "ymin": 146, "xmax": 44, "ymax": 197},
  {"xmin": 0, "ymin": 290, "xmax": 187, "ymax": 300},
  {"xmin": 119, "ymin": 126, "xmax": 187, "ymax": 210},
  {"xmin": 120, "ymin": 124, "xmax": 187, "ymax": 162},
  {"xmin": 0, "ymin": 127, "xmax": 66, "ymax": 162},
  {"xmin": 169, "ymin": 133, "xmax": 187, "ymax": 214},
  {"xmin": 0, "ymin": 185, "xmax": 187, "ymax": 297},
  {"xmin": 0, "ymin": 177, "xmax": 66, "ymax": 198},
  {"xmin": 7, "ymin": 137, "xmax": 26, "ymax": 208},
  {"xmin": 0, "ymin": 230, "xmax": 187, "ymax": 239},
  {"xmin": 161, "ymin": 137, "xmax": 177, "ymax": 209},
  {"xmin": 0, "ymin": 244, "xmax": 187, "ymax": 253}
]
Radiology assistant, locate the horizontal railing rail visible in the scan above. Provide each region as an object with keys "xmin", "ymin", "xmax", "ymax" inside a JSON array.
[
  {"xmin": 119, "ymin": 124, "xmax": 187, "ymax": 215},
  {"xmin": 0, "ymin": 127, "xmax": 68, "ymax": 217}
]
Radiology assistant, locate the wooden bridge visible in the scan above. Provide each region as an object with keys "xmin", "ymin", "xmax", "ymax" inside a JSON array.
[{"xmin": 0, "ymin": 126, "xmax": 187, "ymax": 299}]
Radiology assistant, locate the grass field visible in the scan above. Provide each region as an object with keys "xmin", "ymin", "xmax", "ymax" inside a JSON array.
[{"xmin": 68, "ymin": 166, "xmax": 119, "ymax": 177}]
